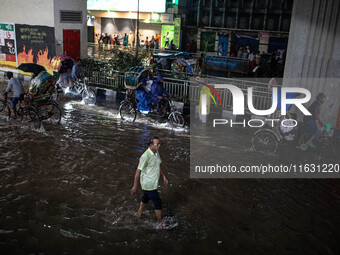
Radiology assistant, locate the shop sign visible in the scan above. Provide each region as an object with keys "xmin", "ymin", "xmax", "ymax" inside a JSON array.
[
  {"xmin": 151, "ymin": 13, "xmax": 161, "ymax": 23},
  {"xmin": 161, "ymin": 14, "xmax": 174, "ymax": 24},
  {"xmin": 258, "ymin": 32, "xmax": 270, "ymax": 39},
  {"xmin": 0, "ymin": 22, "xmax": 17, "ymax": 70}
]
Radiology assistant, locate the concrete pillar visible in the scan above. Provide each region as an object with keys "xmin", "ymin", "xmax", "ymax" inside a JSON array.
[{"xmin": 283, "ymin": 0, "xmax": 340, "ymax": 127}]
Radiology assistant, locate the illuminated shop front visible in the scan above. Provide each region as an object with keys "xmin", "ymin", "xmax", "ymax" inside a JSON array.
[{"xmin": 87, "ymin": 0, "xmax": 181, "ymax": 49}]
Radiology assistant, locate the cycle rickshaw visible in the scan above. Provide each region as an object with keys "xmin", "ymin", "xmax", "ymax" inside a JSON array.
[
  {"xmin": 51, "ymin": 55, "xmax": 96, "ymax": 104},
  {"xmin": 51, "ymin": 55, "xmax": 75, "ymax": 100},
  {"xmin": 119, "ymin": 67, "xmax": 185, "ymax": 127},
  {"xmin": 251, "ymin": 112, "xmax": 335, "ymax": 157},
  {"xmin": 0, "ymin": 63, "xmax": 62, "ymax": 128}
]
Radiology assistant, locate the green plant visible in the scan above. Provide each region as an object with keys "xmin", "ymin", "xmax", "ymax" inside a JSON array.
[{"xmin": 107, "ymin": 48, "xmax": 148, "ymax": 72}]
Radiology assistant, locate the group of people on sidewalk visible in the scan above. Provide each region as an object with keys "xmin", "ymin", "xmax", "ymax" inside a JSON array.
[
  {"xmin": 97, "ymin": 32, "xmax": 134, "ymax": 47},
  {"xmin": 96, "ymin": 30, "xmax": 177, "ymax": 52}
]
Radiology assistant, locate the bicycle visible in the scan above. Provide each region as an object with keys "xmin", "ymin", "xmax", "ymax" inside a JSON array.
[
  {"xmin": 251, "ymin": 117, "xmax": 335, "ymax": 157},
  {"xmin": 118, "ymin": 67, "xmax": 185, "ymax": 128},
  {"xmin": 29, "ymin": 97, "xmax": 62, "ymax": 125},
  {"xmin": 66, "ymin": 78, "xmax": 96, "ymax": 105},
  {"xmin": 119, "ymin": 91, "xmax": 185, "ymax": 127},
  {"xmin": 0, "ymin": 96, "xmax": 12, "ymax": 119},
  {"xmin": 18, "ymin": 95, "xmax": 63, "ymax": 129},
  {"xmin": 18, "ymin": 104, "xmax": 41, "ymax": 129},
  {"xmin": 17, "ymin": 94, "xmax": 62, "ymax": 129},
  {"xmin": 0, "ymin": 93, "xmax": 42, "ymax": 129},
  {"xmin": 0, "ymin": 94, "xmax": 25, "ymax": 119}
]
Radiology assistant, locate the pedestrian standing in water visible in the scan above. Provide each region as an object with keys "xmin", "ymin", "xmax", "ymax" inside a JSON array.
[{"xmin": 131, "ymin": 136, "xmax": 168, "ymax": 225}]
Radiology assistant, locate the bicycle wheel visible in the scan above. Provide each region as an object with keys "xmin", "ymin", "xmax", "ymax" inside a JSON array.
[
  {"xmin": 169, "ymin": 112, "xmax": 185, "ymax": 128},
  {"xmin": 0, "ymin": 99, "xmax": 11, "ymax": 119},
  {"xmin": 21, "ymin": 107, "xmax": 41, "ymax": 129},
  {"xmin": 119, "ymin": 101, "xmax": 137, "ymax": 122},
  {"xmin": 46, "ymin": 102, "xmax": 62, "ymax": 124},
  {"xmin": 252, "ymin": 130, "xmax": 279, "ymax": 154},
  {"xmin": 82, "ymin": 89, "xmax": 96, "ymax": 105}
]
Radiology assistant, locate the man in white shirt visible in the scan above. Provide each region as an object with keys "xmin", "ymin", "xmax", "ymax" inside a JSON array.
[
  {"xmin": 5, "ymin": 72, "xmax": 25, "ymax": 117},
  {"xmin": 164, "ymin": 32, "xmax": 170, "ymax": 47},
  {"xmin": 131, "ymin": 136, "xmax": 168, "ymax": 225}
]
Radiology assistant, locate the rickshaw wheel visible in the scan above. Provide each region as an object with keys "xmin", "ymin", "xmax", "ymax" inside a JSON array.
[
  {"xmin": 20, "ymin": 107, "xmax": 41, "ymax": 130},
  {"xmin": 251, "ymin": 130, "xmax": 279, "ymax": 154},
  {"xmin": 46, "ymin": 102, "xmax": 62, "ymax": 124},
  {"xmin": 169, "ymin": 112, "xmax": 185, "ymax": 128},
  {"xmin": 0, "ymin": 99, "xmax": 11, "ymax": 119},
  {"xmin": 119, "ymin": 101, "xmax": 137, "ymax": 122}
]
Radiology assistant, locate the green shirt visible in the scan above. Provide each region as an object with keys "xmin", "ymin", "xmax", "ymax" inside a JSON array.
[{"xmin": 138, "ymin": 148, "xmax": 162, "ymax": 191}]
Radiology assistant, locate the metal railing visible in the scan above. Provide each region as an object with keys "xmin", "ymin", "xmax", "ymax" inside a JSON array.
[
  {"xmin": 86, "ymin": 68, "xmax": 276, "ymax": 111},
  {"xmin": 87, "ymin": 43, "xmax": 196, "ymax": 58},
  {"xmin": 88, "ymin": 70, "xmax": 125, "ymax": 90},
  {"xmin": 1, "ymin": 66, "xmax": 274, "ymax": 112}
]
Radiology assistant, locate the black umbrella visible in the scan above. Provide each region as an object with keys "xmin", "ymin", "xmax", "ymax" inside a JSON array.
[{"xmin": 17, "ymin": 63, "xmax": 46, "ymax": 76}]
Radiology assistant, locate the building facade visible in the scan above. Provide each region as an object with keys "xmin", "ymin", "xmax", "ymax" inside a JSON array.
[
  {"xmin": 182, "ymin": 0, "xmax": 293, "ymax": 55},
  {"xmin": 87, "ymin": 0, "xmax": 182, "ymax": 49},
  {"xmin": 0, "ymin": 0, "xmax": 87, "ymax": 74}
]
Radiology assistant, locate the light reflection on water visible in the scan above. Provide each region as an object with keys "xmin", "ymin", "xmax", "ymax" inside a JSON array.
[{"xmin": 0, "ymin": 97, "xmax": 339, "ymax": 254}]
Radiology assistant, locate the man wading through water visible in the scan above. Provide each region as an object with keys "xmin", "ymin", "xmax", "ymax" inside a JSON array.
[{"xmin": 131, "ymin": 136, "xmax": 168, "ymax": 225}]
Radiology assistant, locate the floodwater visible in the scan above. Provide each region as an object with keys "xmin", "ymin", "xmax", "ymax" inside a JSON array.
[{"xmin": 1, "ymin": 86, "xmax": 340, "ymax": 254}]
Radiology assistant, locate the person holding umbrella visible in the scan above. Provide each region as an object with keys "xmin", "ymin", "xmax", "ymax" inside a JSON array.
[{"xmin": 17, "ymin": 63, "xmax": 55, "ymax": 102}]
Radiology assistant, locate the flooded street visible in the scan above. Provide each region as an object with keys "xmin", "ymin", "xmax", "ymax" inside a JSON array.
[{"xmin": 0, "ymin": 91, "xmax": 340, "ymax": 254}]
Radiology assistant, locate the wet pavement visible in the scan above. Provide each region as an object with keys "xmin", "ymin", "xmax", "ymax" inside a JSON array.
[{"xmin": 0, "ymin": 82, "xmax": 340, "ymax": 254}]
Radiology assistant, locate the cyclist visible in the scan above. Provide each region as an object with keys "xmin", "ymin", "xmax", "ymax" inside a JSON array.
[
  {"xmin": 71, "ymin": 58, "xmax": 83, "ymax": 81},
  {"xmin": 58, "ymin": 59, "xmax": 73, "ymax": 88},
  {"xmin": 151, "ymin": 74, "xmax": 169, "ymax": 113},
  {"xmin": 135, "ymin": 71, "xmax": 152, "ymax": 114},
  {"xmin": 4, "ymin": 71, "xmax": 25, "ymax": 118}
]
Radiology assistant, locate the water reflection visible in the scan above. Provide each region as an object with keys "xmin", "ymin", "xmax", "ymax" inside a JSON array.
[{"xmin": 0, "ymin": 97, "xmax": 339, "ymax": 254}]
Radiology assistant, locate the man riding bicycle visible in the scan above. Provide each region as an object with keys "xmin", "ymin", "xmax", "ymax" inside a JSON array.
[
  {"xmin": 151, "ymin": 74, "xmax": 169, "ymax": 113},
  {"xmin": 4, "ymin": 71, "xmax": 25, "ymax": 118},
  {"xmin": 71, "ymin": 58, "xmax": 83, "ymax": 81}
]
